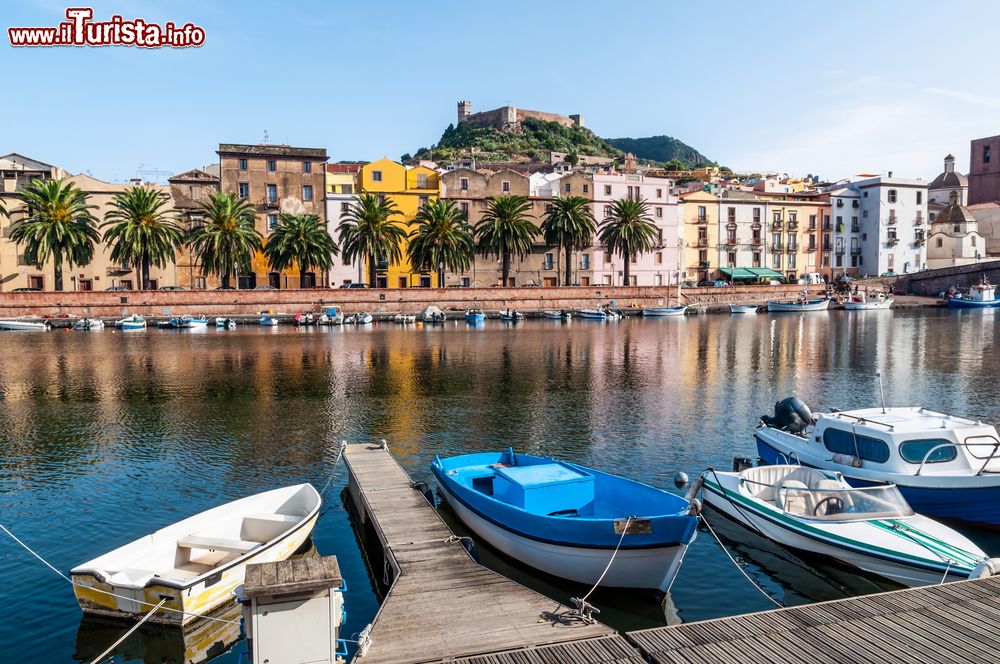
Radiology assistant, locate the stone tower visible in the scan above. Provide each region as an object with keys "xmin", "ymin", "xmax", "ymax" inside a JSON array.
[{"xmin": 457, "ymin": 100, "xmax": 472, "ymax": 125}]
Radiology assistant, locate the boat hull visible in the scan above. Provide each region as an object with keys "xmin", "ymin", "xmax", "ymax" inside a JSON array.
[
  {"xmin": 643, "ymin": 307, "xmax": 687, "ymax": 317},
  {"xmin": 948, "ymin": 297, "xmax": 1000, "ymax": 309},
  {"xmin": 437, "ymin": 480, "xmax": 689, "ymax": 595},
  {"xmin": 756, "ymin": 435, "xmax": 1000, "ymax": 526},
  {"xmin": 844, "ymin": 299, "xmax": 893, "ymax": 310},
  {"xmin": 729, "ymin": 305, "xmax": 758, "ymax": 314},
  {"xmin": 0, "ymin": 320, "xmax": 49, "ymax": 330},
  {"xmin": 767, "ymin": 299, "xmax": 830, "ymax": 312}
]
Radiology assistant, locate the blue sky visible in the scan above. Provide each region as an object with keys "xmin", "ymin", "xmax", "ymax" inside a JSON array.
[{"xmin": 4, "ymin": 1, "xmax": 999, "ymax": 183}]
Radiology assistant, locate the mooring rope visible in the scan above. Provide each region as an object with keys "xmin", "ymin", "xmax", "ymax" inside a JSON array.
[
  {"xmin": 319, "ymin": 440, "xmax": 349, "ymax": 496},
  {"xmin": 90, "ymin": 598, "xmax": 167, "ymax": 664},
  {"xmin": 569, "ymin": 516, "xmax": 633, "ymax": 623},
  {"xmin": 699, "ymin": 514, "xmax": 783, "ymax": 608}
]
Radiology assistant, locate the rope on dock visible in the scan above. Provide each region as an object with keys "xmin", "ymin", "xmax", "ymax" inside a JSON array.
[
  {"xmin": 699, "ymin": 514, "xmax": 784, "ymax": 608},
  {"xmin": 570, "ymin": 516, "xmax": 633, "ymax": 624},
  {"xmin": 319, "ymin": 440, "xmax": 349, "ymax": 496},
  {"xmin": 90, "ymin": 598, "xmax": 167, "ymax": 664},
  {"xmin": 0, "ymin": 521, "xmax": 240, "ymax": 626}
]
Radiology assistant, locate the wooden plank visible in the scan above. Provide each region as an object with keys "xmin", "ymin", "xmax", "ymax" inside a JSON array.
[{"xmin": 244, "ymin": 555, "xmax": 342, "ymax": 598}]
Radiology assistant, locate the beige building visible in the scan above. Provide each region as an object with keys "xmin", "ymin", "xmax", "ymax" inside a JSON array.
[{"xmin": 169, "ymin": 168, "xmax": 220, "ymax": 289}]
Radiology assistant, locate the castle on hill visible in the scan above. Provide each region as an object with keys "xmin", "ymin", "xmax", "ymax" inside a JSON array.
[{"xmin": 457, "ymin": 100, "xmax": 584, "ymax": 131}]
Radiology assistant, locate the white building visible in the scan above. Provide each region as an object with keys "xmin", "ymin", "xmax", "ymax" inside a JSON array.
[
  {"xmin": 854, "ymin": 175, "xmax": 928, "ymax": 275},
  {"xmin": 324, "ymin": 164, "xmax": 363, "ymax": 286},
  {"xmin": 927, "ymin": 191, "xmax": 985, "ymax": 268},
  {"xmin": 828, "ymin": 187, "xmax": 864, "ymax": 277}
]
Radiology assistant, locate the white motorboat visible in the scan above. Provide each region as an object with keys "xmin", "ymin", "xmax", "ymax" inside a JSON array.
[
  {"xmin": 73, "ymin": 318, "xmax": 105, "ymax": 330},
  {"xmin": 393, "ymin": 313, "xmax": 416, "ymax": 324},
  {"xmin": 115, "ymin": 315, "xmax": 146, "ymax": 330},
  {"xmin": 543, "ymin": 310, "xmax": 572, "ymax": 320},
  {"xmin": 702, "ymin": 464, "xmax": 999, "ymax": 587},
  {"xmin": 259, "ymin": 316, "xmax": 279, "ymax": 326},
  {"xmin": 71, "ymin": 484, "xmax": 321, "ymax": 626},
  {"xmin": 419, "ymin": 305, "xmax": 446, "ymax": 323},
  {"xmin": 0, "ymin": 318, "xmax": 50, "ymax": 331},
  {"xmin": 756, "ymin": 397, "xmax": 1000, "ymax": 526},
  {"xmin": 355, "ymin": 312, "xmax": 373, "ymax": 325},
  {"xmin": 729, "ymin": 304, "xmax": 759, "ymax": 314},
  {"xmin": 215, "ymin": 317, "xmax": 237, "ymax": 329},
  {"xmin": 643, "ymin": 306, "xmax": 687, "ymax": 317},
  {"xmin": 844, "ymin": 292, "xmax": 893, "ymax": 310},
  {"xmin": 767, "ymin": 297, "xmax": 830, "ymax": 312},
  {"xmin": 578, "ymin": 308, "xmax": 608, "ymax": 320},
  {"xmin": 319, "ymin": 306, "xmax": 344, "ymax": 325}
]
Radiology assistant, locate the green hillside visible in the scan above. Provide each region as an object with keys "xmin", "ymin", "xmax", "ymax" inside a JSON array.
[{"xmin": 605, "ymin": 135, "xmax": 712, "ymax": 168}]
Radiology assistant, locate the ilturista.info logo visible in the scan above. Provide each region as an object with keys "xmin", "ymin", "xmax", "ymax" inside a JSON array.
[{"xmin": 8, "ymin": 7, "xmax": 205, "ymax": 48}]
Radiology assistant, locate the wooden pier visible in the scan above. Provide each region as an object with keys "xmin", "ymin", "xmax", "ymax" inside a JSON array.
[{"xmin": 343, "ymin": 444, "xmax": 634, "ymax": 664}]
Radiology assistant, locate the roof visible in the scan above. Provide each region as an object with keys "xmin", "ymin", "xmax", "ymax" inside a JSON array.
[
  {"xmin": 822, "ymin": 407, "xmax": 992, "ymax": 435},
  {"xmin": 934, "ymin": 192, "xmax": 976, "ymax": 225},
  {"xmin": 168, "ymin": 168, "xmax": 219, "ymax": 184},
  {"xmin": 326, "ymin": 163, "xmax": 363, "ymax": 174},
  {"xmin": 217, "ymin": 143, "xmax": 327, "ymax": 159},
  {"xmin": 929, "ymin": 171, "xmax": 968, "ymax": 190}
]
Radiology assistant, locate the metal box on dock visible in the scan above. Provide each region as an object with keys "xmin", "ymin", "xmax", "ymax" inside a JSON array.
[{"xmin": 241, "ymin": 556, "xmax": 345, "ymax": 664}]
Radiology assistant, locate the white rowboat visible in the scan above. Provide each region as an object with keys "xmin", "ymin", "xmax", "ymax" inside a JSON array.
[
  {"xmin": 729, "ymin": 304, "xmax": 759, "ymax": 314},
  {"xmin": 767, "ymin": 298, "xmax": 830, "ymax": 312},
  {"xmin": 643, "ymin": 306, "xmax": 687, "ymax": 317},
  {"xmin": 71, "ymin": 484, "xmax": 321, "ymax": 625},
  {"xmin": 844, "ymin": 292, "xmax": 893, "ymax": 310},
  {"xmin": 0, "ymin": 319, "xmax": 50, "ymax": 331}
]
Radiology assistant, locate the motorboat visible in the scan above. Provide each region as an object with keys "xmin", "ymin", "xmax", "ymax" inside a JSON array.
[
  {"xmin": 756, "ymin": 397, "xmax": 1000, "ymax": 525},
  {"xmin": 259, "ymin": 316, "xmax": 279, "ymax": 326},
  {"xmin": 294, "ymin": 312, "xmax": 316, "ymax": 326},
  {"xmin": 844, "ymin": 292, "xmax": 893, "ymax": 310},
  {"xmin": 115, "ymin": 315, "xmax": 146, "ymax": 330},
  {"xmin": 70, "ymin": 484, "xmax": 321, "ymax": 626},
  {"xmin": 432, "ymin": 450, "xmax": 698, "ymax": 597},
  {"xmin": 319, "ymin": 306, "xmax": 344, "ymax": 325},
  {"xmin": 701, "ymin": 464, "xmax": 1000, "ymax": 587},
  {"xmin": 498, "ymin": 308, "xmax": 524, "ymax": 322},
  {"xmin": 577, "ymin": 308, "xmax": 608, "ymax": 320},
  {"xmin": 355, "ymin": 312, "xmax": 373, "ymax": 325},
  {"xmin": 948, "ymin": 277, "xmax": 1000, "ymax": 309},
  {"xmin": 419, "ymin": 305, "xmax": 446, "ymax": 323},
  {"xmin": 215, "ymin": 317, "xmax": 237, "ymax": 329},
  {"xmin": 643, "ymin": 306, "xmax": 688, "ymax": 317},
  {"xmin": 729, "ymin": 304, "xmax": 759, "ymax": 314},
  {"xmin": 465, "ymin": 308, "xmax": 486, "ymax": 323},
  {"xmin": 543, "ymin": 310, "xmax": 572, "ymax": 320},
  {"xmin": 393, "ymin": 313, "xmax": 416, "ymax": 324},
  {"xmin": 73, "ymin": 318, "xmax": 105, "ymax": 330},
  {"xmin": 0, "ymin": 318, "xmax": 50, "ymax": 331},
  {"xmin": 160, "ymin": 316, "xmax": 208, "ymax": 329},
  {"xmin": 767, "ymin": 297, "xmax": 830, "ymax": 312}
]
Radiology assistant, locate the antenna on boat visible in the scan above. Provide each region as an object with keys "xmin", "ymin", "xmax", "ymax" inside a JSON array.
[{"xmin": 876, "ymin": 369, "xmax": 886, "ymax": 414}]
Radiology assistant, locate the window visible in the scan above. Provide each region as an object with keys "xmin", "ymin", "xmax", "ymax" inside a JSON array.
[
  {"xmin": 304, "ymin": 162, "xmax": 313, "ymax": 174},
  {"xmin": 835, "ymin": 254, "xmax": 843, "ymax": 267},
  {"xmin": 728, "ymin": 207, "xmax": 736, "ymax": 222},
  {"xmin": 460, "ymin": 202, "xmax": 469, "ymax": 215},
  {"xmin": 604, "ymin": 205, "xmax": 612, "ymax": 218},
  {"xmin": 887, "ymin": 254, "xmax": 894, "ymax": 270},
  {"xmin": 823, "ymin": 428, "xmax": 890, "ymax": 463},
  {"xmin": 238, "ymin": 158, "xmax": 247, "ymax": 171},
  {"xmin": 417, "ymin": 173, "xmax": 429, "ymax": 189},
  {"xmin": 655, "ymin": 207, "xmax": 663, "ymax": 218},
  {"xmin": 789, "ymin": 211, "xmax": 797, "ymax": 223},
  {"xmin": 544, "ymin": 253, "xmax": 554, "ymax": 270},
  {"xmin": 303, "ymin": 185, "xmax": 313, "ymax": 201},
  {"xmin": 341, "ymin": 202, "xmax": 351, "ymax": 213},
  {"xmin": 771, "ymin": 252, "xmax": 782, "ymax": 269},
  {"xmin": 985, "ymin": 145, "xmax": 992, "ymax": 164},
  {"xmin": 916, "ymin": 191, "xmax": 922, "ymax": 205},
  {"xmin": 459, "ymin": 178, "xmax": 469, "ymax": 190},
  {"xmin": 898, "ymin": 439, "xmax": 957, "ymax": 464},
  {"xmin": 972, "ymin": 235, "xmax": 977, "ymax": 247},
  {"xmin": 238, "ymin": 182, "xmax": 250, "ymax": 198},
  {"xmin": 372, "ymin": 170, "xmax": 383, "ymax": 182},
  {"xmin": 752, "ymin": 252, "xmax": 761, "ymax": 267},
  {"xmin": 727, "ymin": 252, "xmax": 737, "ymax": 267},
  {"xmin": 788, "ymin": 253, "xmax": 796, "ymax": 269},
  {"xmin": 887, "ymin": 189, "xmax": 897, "ymax": 203},
  {"xmin": 502, "ymin": 180, "xmax": 510, "ymax": 192},
  {"xmin": 773, "ymin": 211, "xmax": 782, "ymax": 223},
  {"xmin": 753, "ymin": 208, "xmax": 761, "ymax": 222},
  {"xmin": 656, "ymin": 188, "xmax": 663, "ymax": 198},
  {"xmin": 727, "ymin": 229, "xmax": 736, "ymax": 243},
  {"xmin": 418, "ymin": 195, "xmax": 429, "ymax": 208},
  {"xmin": 267, "ymin": 160, "xmax": 276, "ymax": 172},
  {"xmin": 266, "ymin": 183, "xmax": 277, "ymax": 203},
  {"xmin": 341, "ymin": 185, "xmax": 353, "ymax": 194},
  {"xmin": 699, "ymin": 249, "xmax": 708, "ymax": 263},
  {"xmin": 194, "ymin": 276, "xmax": 206, "ymax": 289},
  {"xmin": 581, "ymin": 254, "xmax": 590, "ymax": 270},
  {"xmin": 267, "ymin": 213, "xmax": 278, "ymax": 230},
  {"xmin": 954, "ymin": 224, "xmax": 961, "ymax": 233},
  {"xmin": 851, "ymin": 217, "xmax": 859, "ymax": 232},
  {"xmin": 697, "ymin": 205, "xmax": 706, "ymax": 221},
  {"xmin": 564, "ymin": 183, "xmax": 571, "ymax": 193},
  {"xmin": 809, "ymin": 214, "xmax": 816, "ymax": 229},
  {"xmin": 583, "ymin": 184, "xmax": 589, "ymax": 193},
  {"xmin": 657, "ymin": 228, "xmax": 664, "ymax": 245},
  {"xmin": 934, "ymin": 237, "xmax": 942, "ymax": 248},
  {"xmin": 823, "ymin": 214, "xmax": 831, "ymax": 230},
  {"xmin": 604, "ymin": 251, "xmax": 612, "ymax": 264},
  {"xmin": 604, "ymin": 185, "xmax": 612, "ymax": 195},
  {"xmin": 655, "ymin": 252, "xmax": 663, "ymax": 264}
]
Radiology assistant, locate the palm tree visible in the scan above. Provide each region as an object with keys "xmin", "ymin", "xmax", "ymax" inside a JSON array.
[
  {"xmin": 541, "ymin": 196, "xmax": 596, "ymax": 286},
  {"xmin": 338, "ymin": 193, "xmax": 408, "ymax": 287},
  {"xmin": 475, "ymin": 195, "xmax": 538, "ymax": 287},
  {"xmin": 263, "ymin": 213, "xmax": 338, "ymax": 288},
  {"xmin": 187, "ymin": 191, "xmax": 262, "ymax": 288},
  {"xmin": 408, "ymin": 199, "xmax": 474, "ymax": 286},
  {"xmin": 9, "ymin": 179, "xmax": 100, "ymax": 291},
  {"xmin": 598, "ymin": 199, "xmax": 658, "ymax": 286},
  {"xmin": 102, "ymin": 186, "xmax": 185, "ymax": 290}
]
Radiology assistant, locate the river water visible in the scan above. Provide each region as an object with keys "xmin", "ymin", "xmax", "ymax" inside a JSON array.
[{"xmin": 2, "ymin": 309, "xmax": 1000, "ymax": 662}]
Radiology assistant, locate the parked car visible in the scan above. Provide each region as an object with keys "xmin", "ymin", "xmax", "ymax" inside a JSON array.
[
  {"xmin": 105, "ymin": 286, "xmax": 130, "ymax": 291},
  {"xmin": 254, "ymin": 285, "xmax": 277, "ymax": 290},
  {"xmin": 881, "ymin": 271, "xmax": 897, "ymax": 277},
  {"xmin": 159, "ymin": 286, "xmax": 187, "ymax": 291},
  {"xmin": 798, "ymin": 272, "xmax": 824, "ymax": 285},
  {"xmin": 214, "ymin": 286, "xmax": 236, "ymax": 290},
  {"xmin": 341, "ymin": 283, "xmax": 371, "ymax": 289},
  {"xmin": 11, "ymin": 287, "xmax": 41, "ymax": 292}
]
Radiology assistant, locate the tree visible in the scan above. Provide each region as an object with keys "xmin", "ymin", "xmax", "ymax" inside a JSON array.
[
  {"xmin": 187, "ymin": 191, "xmax": 262, "ymax": 288},
  {"xmin": 9, "ymin": 179, "xmax": 100, "ymax": 291},
  {"xmin": 475, "ymin": 195, "xmax": 538, "ymax": 286},
  {"xmin": 263, "ymin": 213, "xmax": 338, "ymax": 288},
  {"xmin": 598, "ymin": 199, "xmax": 658, "ymax": 286},
  {"xmin": 338, "ymin": 193, "xmax": 407, "ymax": 287},
  {"xmin": 102, "ymin": 186, "xmax": 185, "ymax": 290},
  {"xmin": 408, "ymin": 199, "xmax": 474, "ymax": 286},
  {"xmin": 541, "ymin": 196, "xmax": 595, "ymax": 286}
]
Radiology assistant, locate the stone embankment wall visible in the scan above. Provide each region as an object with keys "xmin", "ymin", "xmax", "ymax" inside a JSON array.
[
  {"xmin": 0, "ymin": 285, "xmax": 825, "ymax": 318},
  {"xmin": 892, "ymin": 259, "xmax": 1000, "ymax": 296}
]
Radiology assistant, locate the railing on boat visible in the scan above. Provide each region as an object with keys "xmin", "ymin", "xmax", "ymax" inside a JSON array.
[{"xmin": 915, "ymin": 438, "xmax": 1000, "ymax": 477}]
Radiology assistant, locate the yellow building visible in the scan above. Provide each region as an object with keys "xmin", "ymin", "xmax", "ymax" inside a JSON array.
[
  {"xmin": 679, "ymin": 190, "xmax": 719, "ymax": 283},
  {"xmin": 357, "ymin": 158, "xmax": 441, "ymax": 288}
]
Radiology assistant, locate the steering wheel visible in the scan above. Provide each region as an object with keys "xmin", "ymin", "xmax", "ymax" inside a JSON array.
[{"xmin": 813, "ymin": 496, "xmax": 845, "ymax": 516}]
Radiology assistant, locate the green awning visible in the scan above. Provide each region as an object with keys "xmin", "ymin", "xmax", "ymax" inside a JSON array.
[
  {"xmin": 747, "ymin": 268, "xmax": 785, "ymax": 278},
  {"xmin": 719, "ymin": 267, "xmax": 785, "ymax": 280}
]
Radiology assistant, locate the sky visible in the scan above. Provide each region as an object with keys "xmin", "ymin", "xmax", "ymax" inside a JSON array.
[{"xmin": 4, "ymin": 0, "xmax": 1000, "ymax": 183}]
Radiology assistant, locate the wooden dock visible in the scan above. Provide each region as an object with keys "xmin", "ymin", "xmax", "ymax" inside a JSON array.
[{"xmin": 343, "ymin": 444, "xmax": 626, "ymax": 664}]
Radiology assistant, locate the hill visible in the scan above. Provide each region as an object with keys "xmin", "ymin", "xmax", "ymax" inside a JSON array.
[{"xmin": 605, "ymin": 135, "xmax": 712, "ymax": 168}]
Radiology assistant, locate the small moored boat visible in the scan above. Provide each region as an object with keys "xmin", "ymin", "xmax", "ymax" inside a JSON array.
[
  {"xmin": 729, "ymin": 304, "xmax": 759, "ymax": 314},
  {"xmin": 767, "ymin": 297, "xmax": 830, "ymax": 312},
  {"xmin": 70, "ymin": 484, "xmax": 321, "ymax": 625},
  {"xmin": 0, "ymin": 318, "xmax": 50, "ymax": 331},
  {"xmin": 498, "ymin": 308, "xmax": 524, "ymax": 322},
  {"xmin": 393, "ymin": 313, "xmax": 416, "ymax": 324},
  {"xmin": 432, "ymin": 450, "xmax": 698, "ymax": 596},
  {"xmin": 73, "ymin": 318, "xmax": 105, "ymax": 330},
  {"xmin": 577, "ymin": 308, "xmax": 608, "ymax": 320},
  {"xmin": 215, "ymin": 317, "xmax": 237, "ymax": 329},
  {"xmin": 643, "ymin": 306, "xmax": 688, "ymax": 317},
  {"xmin": 319, "ymin": 306, "xmax": 344, "ymax": 325},
  {"xmin": 259, "ymin": 316, "xmax": 279, "ymax": 326},
  {"xmin": 702, "ymin": 464, "xmax": 1000, "ymax": 587},
  {"xmin": 844, "ymin": 292, "xmax": 893, "ymax": 310},
  {"xmin": 294, "ymin": 313, "xmax": 316, "ymax": 326},
  {"xmin": 543, "ymin": 310, "xmax": 572, "ymax": 320},
  {"xmin": 115, "ymin": 315, "xmax": 146, "ymax": 330},
  {"xmin": 948, "ymin": 277, "xmax": 1000, "ymax": 309},
  {"xmin": 354, "ymin": 312, "xmax": 373, "ymax": 325},
  {"xmin": 464, "ymin": 308, "xmax": 486, "ymax": 323}
]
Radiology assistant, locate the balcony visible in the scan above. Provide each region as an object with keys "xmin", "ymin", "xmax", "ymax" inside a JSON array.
[
  {"xmin": 696, "ymin": 216, "xmax": 708, "ymax": 225},
  {"xmin": 697, "ymin": 237, "xmax": 709, "ymax": 247},
  {"xmin": 787, "ymin": 220, "xmax": 799, "ymax": 230},
  {"xmin": 915, "ymin": 237, "xmax": 926, "ymax": 246},
  {"xmin": 107, "ymin": 265, "xmax": 132, "ymax": 276},
  {"xmin": 726, "ymin": 222, "xmax": 737, "ymax": 230},
  {"xmin": 259, "ymin": 196, "xmax": 280, "ymax": 208},
  {"xmin": 772, "ymin": 221, "xmax": 783, "ymax": 230},
  {"xmin": 806, "ymin": 245, "xmax": 817, "ymax": 252},
  {"xmin": 751, "ymin": 221, "xmax": 762, "ymax": 230},
  {"xmin": 850, "ymin": 247, "xmax": 861, "ymax": 255},
  {"xmin": 835, "ymin": 247, "xmax": 846, "ymax": 255},
  {"xmin": 887, "ymin": 216, "xmax": 897, "ymax": 226},
  {"xmin": 722, "ymin": 239, "xmax": 738, "ymax": 248},
  {"xmin": 698, "ymin": 260, "xmax": 710, "ymax": 268},
  {"xmin": 751, "ymin": 237, "xmax": 763, "ymax": 245},
  {"xmin": 785, "ymin": 245, "xmax": 797, "ymax": 253},
  {"xmin": 851, "ymin": 226, "xmax": 861, "ymax": 233},
  {"xmin": 772, "ymin": 242, "xmax": 784, "ymax": 251},
  {"xmin": 915, "ymin": 214, "xmax": 924, "ymax": 225},
  {"xmin": 887, "ymin": 236, "xmax": 899, "ymax": 246}
]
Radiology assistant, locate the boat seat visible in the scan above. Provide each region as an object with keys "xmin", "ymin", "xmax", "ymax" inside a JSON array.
[
  {"xmin": 776, "ymin": 479, "xmax": 810, "ymax": 515},
  {"xmin": 177, "ymin": 535, "xmax": 259, "ymax": 554},
  {"xmin": 241, "ymin": 514, "xmax": 302, "ymax": 543}
]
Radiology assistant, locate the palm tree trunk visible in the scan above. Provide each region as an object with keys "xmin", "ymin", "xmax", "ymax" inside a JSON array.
[
  {"xmin": 141, "ymin": 256, "xmax": 151, "ymax": 290},
  {"xmin": 53, "ymin": 252, "xmax": 63, "ymax": 291},
  {"xmin": 502, "ymin": 251, "xmax": 511, "ymax": 287},
  {"xmin": 368, "ymin": 254, "xmax": 376, "ymax": 288},
  {"xmin": 564, "ymin": 245, "xmax": 572, "ymax": 286},
  {"xmin": 438, "ymin": 267, "xmax": 444, "ymax": 287},
  {"xmin": 623, "ymin": 256, "xmax": 631, "ymax": 286},
  {"xmin": 300, "ymin": 265, "xmax": 307, "ymax": 289},
  {"xmin": 222, "ymin": 269, "xmax": 230, "ymax": 289}
]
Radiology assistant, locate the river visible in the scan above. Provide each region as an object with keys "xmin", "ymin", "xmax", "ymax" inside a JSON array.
[{"xmin": 2, "ymin": 309, "xmax": 999, "ymax": 662}]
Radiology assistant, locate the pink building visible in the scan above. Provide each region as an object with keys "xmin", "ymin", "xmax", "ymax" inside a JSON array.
[{"xmin": 590, "ymin": 173, "xmax": 679, "ymax": 286}]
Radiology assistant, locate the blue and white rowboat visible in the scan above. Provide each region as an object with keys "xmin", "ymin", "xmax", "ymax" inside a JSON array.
[
  {"xmin": 432, "ymin": 450, "xmax": 698, "ymax": 596},
  {"xmin": 642, "ymin": 306, "xmax": 687, "ymax": 317},
  {"xmin": 767, "ymin": 298, "xmax": 830, "ymax": 312},
  {"xmin": 259, "ymin": 316, "xmax": 279, "ymax": 326},
  {"xmin": 464, "ymin": 309, "xmax": 486, "ymax": 323},
  {"xmin": 115, "ymin": 315, "xmax": 146, "ymax": 330},
  {"xmin": 702, "ymin": 465, "xmax": 1000, "ymax": 587}
]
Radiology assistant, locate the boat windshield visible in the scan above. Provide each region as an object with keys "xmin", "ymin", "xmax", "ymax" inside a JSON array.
[{"xmin": 779, "ymin": 485, "xmax": 913, "ymax": 521}]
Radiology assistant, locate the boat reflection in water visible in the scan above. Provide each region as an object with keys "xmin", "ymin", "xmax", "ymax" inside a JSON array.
[
  {"xmin": 73, "ymin": 541, "xmax": 319, "ymax": 663},
  {"xmin": 700, "ymin": 504, "xmax": 897, "ymax": 604}
]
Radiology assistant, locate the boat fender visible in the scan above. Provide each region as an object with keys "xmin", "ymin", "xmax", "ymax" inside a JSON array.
[
  {"xmin": 684, "ymin": 474, "xmax": 706, "ymax": 503},
  {"xmin": 459, "ymin": 536, "xmax": 480, "ymax": 563},
  {"xmin": 687, "ymin": 498, "xmax": 702, "ymax": 517},
  {"xmin": 411, "ymin": 480, "xmax": 434, "ymax": 506},
  {"xmin": 970, "ymin": 558, "xmax": 1000, "ymax": 580},
  {"xmin": 831, "ymin": 453, "xmax": 862, "ymax": 468}
]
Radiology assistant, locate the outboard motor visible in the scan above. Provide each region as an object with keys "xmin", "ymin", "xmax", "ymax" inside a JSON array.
[{"xmin": 761, "ymin": 396, "xmax": 815, "ymax": 434}]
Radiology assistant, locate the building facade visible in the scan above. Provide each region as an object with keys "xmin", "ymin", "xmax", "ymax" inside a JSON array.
[
  {"xmin": 324, "ymin": 163, "xmax": 362, "ymax": 286},
  {"xmin": 679, "ymin": 191, "xmax": 719, "ymax": 283},
  {"xmin": 969, "ymin": 135, "xmax": 1000, "ymax": 205},
  {"xmin": 926, "ymin": 191, "xmax": 985, "ymax": 268},
  {"xmin": 854, "ymin": 175, "xmax": 928, "ymax": 275},
  {"xmin": 217, "ymin": 143, "xmax": 328, "ymax": 288},
  {"xmin": 169, "ymin": 168, "xmax": 220, "ymax": 289}
]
